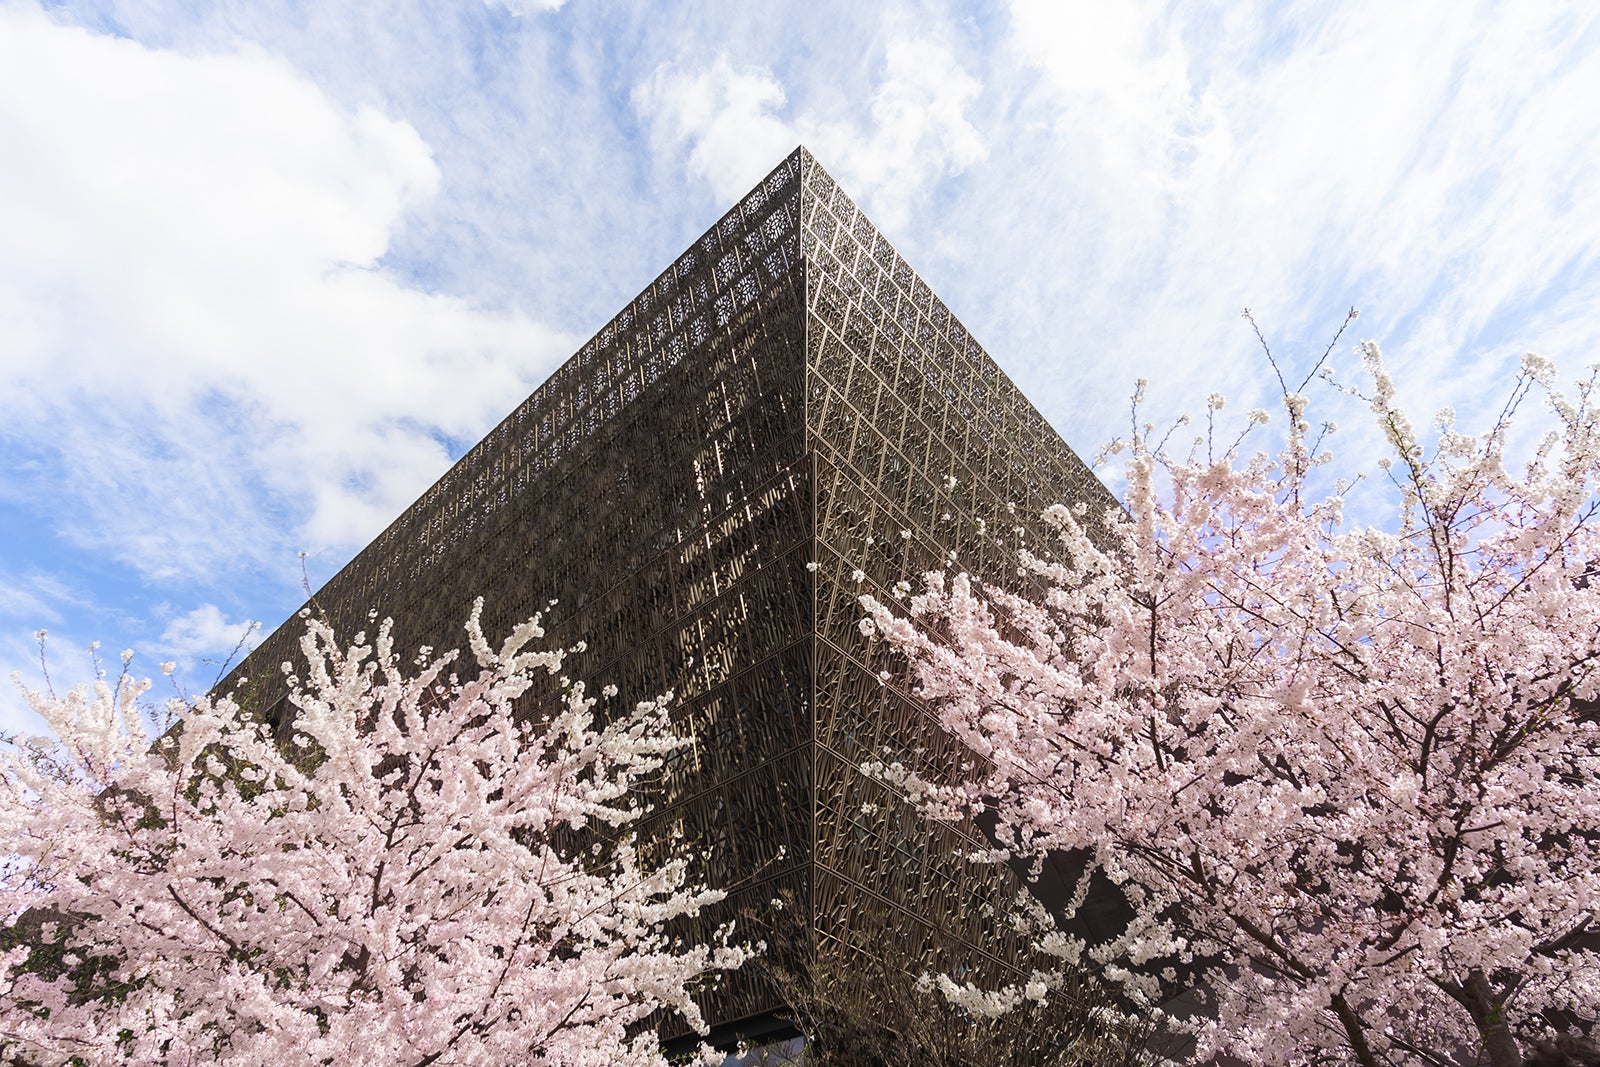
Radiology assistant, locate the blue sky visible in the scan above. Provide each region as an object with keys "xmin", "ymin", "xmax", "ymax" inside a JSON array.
[{"xmin": 3, "ymin": 0, "xmax": 1599, "ymax": 730}]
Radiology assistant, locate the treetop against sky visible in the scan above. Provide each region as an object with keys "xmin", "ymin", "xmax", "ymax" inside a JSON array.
[{"xmin": 3, "ymin": 1, "xmax": 1600, "ymax": 729}]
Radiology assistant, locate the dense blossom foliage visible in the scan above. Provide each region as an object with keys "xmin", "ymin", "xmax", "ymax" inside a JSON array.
[
  {"xmin": 861, "ymin": 345, "xmax": 1600, "ymax": 1066},
  {"xmin": 1, "ymin": 600, "xmax": 748, "ymax": 1066}
]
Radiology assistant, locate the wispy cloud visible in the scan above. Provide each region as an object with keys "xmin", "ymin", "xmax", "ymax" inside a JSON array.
[
  {"xmin": 0, "ymin": 571, "xmax": 80, "ymax": 628},
  {"xmin": 633, "ymin": 57, "xmax": 797, "ymax": 206},
  {"xmin": 3, "ymin": 0, "xmax": 1598, "ymax": 701},
  {"xmin": 632, "ymin": 18, "xmax": 987, "ymax": 231},
  {"xmin": 484, "ymin": 0, "xmax": 566, "ymax": 15},
  {"xmin": 157, "ymin": 603, "xmax": 260, "ymax": 678},
  {"xmin": 620, "ymin": 0, "xmax": 1600, "ymax": 509},
  {"xmin": 953, "ymin": 1, "xmax": 1600, "ymax": 458}
]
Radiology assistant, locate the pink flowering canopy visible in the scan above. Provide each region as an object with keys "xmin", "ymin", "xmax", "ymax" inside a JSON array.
[
  {"xmin": 861, "ymin": 344, "xmax": 1600, "ymax": 1067},
  {"xmin": 1, "ymin": 600, "xmax": 750, "ymax": 1066}
]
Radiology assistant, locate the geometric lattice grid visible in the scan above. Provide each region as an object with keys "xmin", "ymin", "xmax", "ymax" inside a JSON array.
[{"xmin": 221, "ymin": 148, "xmax": 1119, "ymax": 1048}]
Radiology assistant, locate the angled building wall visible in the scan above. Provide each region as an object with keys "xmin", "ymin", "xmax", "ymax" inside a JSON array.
[
  {"xmin": 797, "ymin": 154, "xmax": 1117, "ymax": 1011},
  {"xmin": 227, "ymin": 148, "xmax": 1116, "ymax": 1045}
]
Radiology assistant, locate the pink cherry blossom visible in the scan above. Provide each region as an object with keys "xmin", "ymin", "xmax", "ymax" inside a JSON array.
[
  {"xmin": 863, "ymin": 345, "xmax": 1599, "ymax": 1066},
  {"xmin": 2, "ymin": 598, "xmax": 749, "ymax": 1066}
]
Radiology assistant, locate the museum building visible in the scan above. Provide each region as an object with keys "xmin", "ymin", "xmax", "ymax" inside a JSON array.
[{"xmin": 229, "ymin": 148, "xmax": 1118, "ymax": 1050}]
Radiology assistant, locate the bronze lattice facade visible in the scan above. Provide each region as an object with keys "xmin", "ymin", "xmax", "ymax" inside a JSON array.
[{"xmin": 230, "ymin": 148, "xmax": 1116, "ymax": 1045}]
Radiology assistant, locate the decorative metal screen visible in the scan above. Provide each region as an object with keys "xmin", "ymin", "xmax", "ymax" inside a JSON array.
[
  {"xmin": 799, "ymin": 155, "xmax": 1118, "ymax": 1011},
  {"xmin": 224, "ymin": 148, "xmax": 1117, "ymax": 1046}
]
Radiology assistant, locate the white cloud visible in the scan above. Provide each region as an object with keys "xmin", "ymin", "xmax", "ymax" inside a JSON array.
[
  {"xmin": 631, "ymin": 23, "xmax": 987, "ymax": 231},
  {"xmin": 485, "ymin": 0, "xmax": 566, "ymax": 13},
  {"xmin": 632, "ymin": 57, "xmax": 799, "ymax": 206},
  {"xmin": 0, "ymin": 6, "xmax": 572, "ymax": 582},
  {"xmin": 158, "ymin": 603, "xmax": 260, "ymax": 674}
]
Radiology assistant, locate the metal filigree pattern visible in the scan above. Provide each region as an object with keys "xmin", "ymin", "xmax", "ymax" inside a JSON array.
[
  {"xmin": 799, "ymin": 151, "xmax": 1118, "ymax": 1008},
  {"xmin": 222, "ymin": 148, "xmax": 1115, "ymax": 1046}
]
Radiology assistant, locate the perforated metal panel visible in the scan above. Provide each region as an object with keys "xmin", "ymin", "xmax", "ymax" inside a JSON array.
[{"xmin": 223, "ymin": 148, "xmax": 1116, "ymax": 1045}]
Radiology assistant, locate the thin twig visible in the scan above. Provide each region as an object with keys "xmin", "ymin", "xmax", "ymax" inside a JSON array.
[
  {"xmin": 1243, "ymin": 308, "xmax": 1288, "ymax": 397},
  {"xmin": 1296, "ymin": 307, "xmax": 1360, "ymax": 393}
]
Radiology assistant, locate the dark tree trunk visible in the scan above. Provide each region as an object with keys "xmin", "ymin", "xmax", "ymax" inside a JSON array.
[
  {"xmin": 1462, "ymin": 969, "xmax": 1521, "ymax": 1067},
  {"xmin": 1330, "ymin": 991, "xmax": 1380, "ymax": 1067}
]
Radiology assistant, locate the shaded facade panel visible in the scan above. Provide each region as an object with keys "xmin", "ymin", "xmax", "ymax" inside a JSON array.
[
  {"xmin": 228, "ymin": 152, "xmax": 819, "ymax": 1040},
  {"xmin": 225, "ymin": 147, "xmax": 1116, "ymax": 1047}
]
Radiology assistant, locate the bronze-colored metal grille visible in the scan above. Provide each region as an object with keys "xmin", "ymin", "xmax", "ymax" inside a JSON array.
[{"xmin": 223, "ymin": 148, "xmax": 1116, "ymax": 1046}]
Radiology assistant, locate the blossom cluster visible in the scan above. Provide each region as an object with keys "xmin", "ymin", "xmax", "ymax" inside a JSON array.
[
  {"xmin": 1, "ymin": 598, "xmax": 749, "ymax": 1065},
  {"xmin": 862, "ymin": 347, "xmax": 1600, "ymax": 1066}
]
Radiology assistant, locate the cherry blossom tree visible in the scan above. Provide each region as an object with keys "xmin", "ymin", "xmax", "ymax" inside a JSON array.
[
  {"xmin": 860, "ymin": 342, "xmax": 1600, "ymax": 1066},
  {"xmin": 1, "ymin": 599, "xmax": 751, "ymax": 1066}
]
